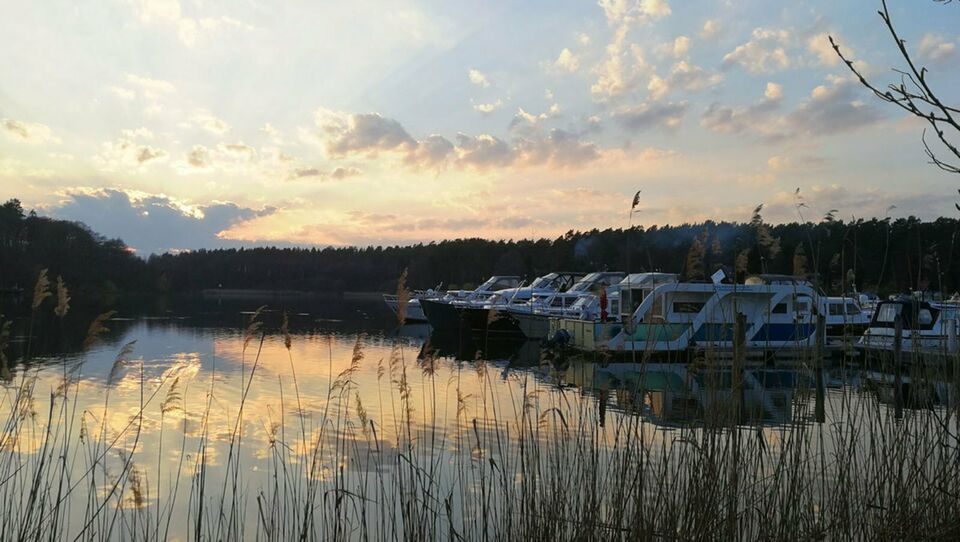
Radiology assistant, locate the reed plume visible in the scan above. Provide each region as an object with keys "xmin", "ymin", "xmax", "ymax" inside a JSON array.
[
  {"xmin": 396, "ymin": 268, "xmax": 411, "ymax": 325},
  {"xmin": 31, "ymin": 268, "xmax": 51, "ymax": 310},
  {"xmin": 83, "ymin": 310, "xmax": 117, "ymax": 349},
  {"xmin": 53, "ymin": 276, "xmax": 70, "ymax": 318}
]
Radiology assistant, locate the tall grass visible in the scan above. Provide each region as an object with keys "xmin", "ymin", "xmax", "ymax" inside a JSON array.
[{"xmin": 0, "ymin": 272, "xmax": 959, "ymax": 539}]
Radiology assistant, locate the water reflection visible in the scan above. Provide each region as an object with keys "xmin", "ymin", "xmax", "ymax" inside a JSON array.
[{"xmin": 1, "ymin": 298, "xmax": 958, "ymax": 539}]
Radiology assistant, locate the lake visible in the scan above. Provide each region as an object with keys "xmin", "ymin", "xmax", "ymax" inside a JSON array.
[{"xmin": 1, "ymin": 297, "xmax": 959, "ymax": 540}]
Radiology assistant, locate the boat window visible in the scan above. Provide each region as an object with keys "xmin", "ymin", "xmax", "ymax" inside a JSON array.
[
  {"xmin": 875, "ymin": 303, "xmax": 901, "ymax": 323},
  {"xmin": 650, "ymin": 295, "xmax": 665, "ymax": 319},
  {"xmin": 673, "ymin": 301, "xmax": 705, "ymax": 314},
  {"xmin": 918, "ymin": 309, "xmax": 934, "ymax": 326},
  {"xmin": 772, "ymin": 303, "xmax": 788, "ymax": 314},
  {"xmin": 491, "ymin": 279, "xmax": 517, "ymax": 290},
  {"xmin": 828, "ymin": 303, "xmax": 844, "ymax": 316},
  {"xmin": 796, "ymin": 301, "xmax": 810, "ymax": 313},
  {"xmin": 846, "ymin": 303, "xmax": 861, "ymax": 315}
]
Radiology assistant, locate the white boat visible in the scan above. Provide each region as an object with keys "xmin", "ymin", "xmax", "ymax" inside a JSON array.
[
  {"xmin": 503, "ymin": 272, "xmax": 628, "ymax": 339},
  {"xmin": 419, "ymin": 275, "xmax": 523, "ymax": 332},
  {"xmin": 822, "ymin": 296, "xmax": 871, "ymax": 347},
  {"xmin": 383, "ymin": 289, "xmax": 438, "ymax": 322},
  {"xmin": 551, "ymin": 278, "xmax": 822, "ymax": 359},
  {"xmin": 858, "ymin": 298, "xmax": 960, "ymax": 358}
]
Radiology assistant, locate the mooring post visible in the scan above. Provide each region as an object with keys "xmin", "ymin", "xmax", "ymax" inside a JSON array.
[
  {"xmin": 726, "ymin": 310, "xmax": 746, "ymax": 540},
  {"xmin": 733, "ymin": 311, "xmax": 746, "ymax": 419},
  {"xmin": 948, "ymin": 318, "xmax": 958, "ymax": 354},
  {"xmin": 893, "ymin": 313, "xmax": 903, "ymax": 420},
  {"xmin": 815, "ymin": 313, "xmax": 826, "ymax": 424}
]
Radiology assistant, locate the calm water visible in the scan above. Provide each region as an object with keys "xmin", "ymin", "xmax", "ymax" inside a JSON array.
[{"xmin": 1, "ymin": 297, "xmax": 957, "ymax": 540}]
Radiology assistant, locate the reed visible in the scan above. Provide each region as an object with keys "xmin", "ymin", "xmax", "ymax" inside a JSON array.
[{"xmin": 0, "ymin": 297, "xmax": 958, "ymax": 541}]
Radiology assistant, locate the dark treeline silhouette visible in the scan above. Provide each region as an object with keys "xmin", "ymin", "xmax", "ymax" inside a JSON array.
[
  {"xmin": 2, "ymin": 198, "xmax": 960, "ymax": 297},
  {"xmin": 0, "ymin": 199, "xmax": 150, "ymax": 297}
]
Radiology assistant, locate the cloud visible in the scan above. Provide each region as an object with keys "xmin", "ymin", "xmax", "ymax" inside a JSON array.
[
  {"xmin": 454, "ymin": 133, "xmax": 513, "ymax": 169},
  {"xmin": 183, "ymin": 109, "xmax": 230, "ymax": 135},
  {"xmin": 786, "ymin": 77, "xmax": 883, "ymax": 136},
  {"xmin": 648, "ymin": 60, "xmax": 721, "ymax": 100},
  {"xmin": 125, "ymin": 73, "xmax": 176, "ymax": 96},
  {"xmin": 473, "ymin": 99, "xmax": 503, "ymax": 114},
  {"xmin": 108, "ymin": 86, "xmax": 136, "ymax": 100},
  {"xmin": 590, "ymin": 25, "xmax": 651, "ymax": 99},
  {"xmin": 656, "ymin": 36, "xmax": 691, "ymax": 59},
  {"xmin": 918, "ymin": 33, "xmax": 957, "ymax": 65},
  {"xmin": 51, "ymin": 188, "xmax": 275, "ymax": 255},
  {"xmin": 404, "ymin": 134, "xmax": 455, "ymax": 168},
  {"xmin": 807, "ymin": 32, "xmax": 841, "ymax": 66},
  {"xmin": 289, "ymin": 165, "xmax": 361, "ymax": 180},
  {"xmin": 1, "ymin": 118, "xmax": 61, "ymax": 145},
  {"xmin": 764, "ymin": 82, "xmax": 783, "ymax": 100},
  {"xmin": 514, "ymin": 129, "xmax": 600, "ymax": 168},
  {"xmin": 93, "ymin": 132, "xmax": 168, "ymax": 171},
  {"xmin": 314, "ymin": 108, "xmax": 416, "ymax": 157},
  {"xmin": 722, "ymin": 28, "xmax": 792, "ymax": 74},
  {"xmin": 700, "ymin": 19, "xmax": 721, "ymax": 40},
  {"xmin": 553, "ymin": 48, "xmax": 580, "ymax": 73},
  {"xmin": 468, "ymin": 69, "xmax": 490, "ymax": 87},
  {"xmin": 700, "ymin": 85, "xmax": 782, "ymax": 136},
  {"xmin": 125, "ymin": 0, "xmax": 254, "ymax": 47},
  {"xmin": 186, "ymin": 145, "xmax": 211, "ymax": 168},
  {"xmin": 612, "ymin": 102, "xmax": 688, "ymax": 132},
  {"xmin": 702, "ymin": 77, "xmax": 881, "ymax": 140}
]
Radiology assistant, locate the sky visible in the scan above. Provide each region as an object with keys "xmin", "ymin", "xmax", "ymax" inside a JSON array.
[{"xmin": 1, "ymin": 0, "xmax": 959, "ymax": 255}]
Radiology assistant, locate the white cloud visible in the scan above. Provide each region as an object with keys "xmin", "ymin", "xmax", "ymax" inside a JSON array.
[
  {"xmin": 182, "ymin": 109, "xmax": 230, "ymax": 135},
  {"xmin": 598, "ymin": 0, "xmax": 670, "ymax": 25},
  {"xmin": 473, "ymin": 99, "xmax": 504, "ymax": 114},
  {"xmin": 125, "ymin": 73, "xmax": 176, "ymax": 96},
  {"xmin": 657, "ymin": 35, "xmax": 690, "ymax": 59},
  {"xmin": 723, "ymin": 28, "xmax": 792, "ymax": 74},
  {"xmin": 918, "ymin": 33, "xmax": 957, "ymax": 65},
  {"xmin": 591, "ymin": 26, "xmax": 651, "ymax": 99},
  {"xmin": 313, "ymin": 108, "xmax": 416, "ymax": 157},
  {"xmin": 700, "ymin": 19, "xmax": 721, "ymax": 40},
  {"xmin": 764, "ymin": 82, "xmax": 783, "ymax": 100},
  {"xmin": 108, "ymin": 86, "xmax": 136, "ymax": 100},
  {"xmin": 612, "ymin": 101, "xmax": 687, "ymax": 131},
  {"xmin": 93, "ymin": 133, "xmax": 168, "ymax": 172},
  {"xmin": 51, "ymin": 187, "xmax": 274, "ymax": 255},
  {"xmin": 553, "ymin": 48, "xmax": 581, "ymax": 73},
  {"xmin": 647, "ymin": 61, "xmax": 721, "ymax": 100},
  {"xmin": 640, "ymin": 0, "xmax": 671, "ymax": 18},
  {"xmin": 468, "ymin": 69, "xmax": 490, "ymax": 87},
  {"xmin": 125, "ymin": 0, "xmax": 254, "ymax": 47},
  {"xmin": 807, "ymin": 32, "xmax": 840, "ymax": 66},
  {"xmin": 1, "ymin": 118, "xmax": 61, "ymax": 145}
]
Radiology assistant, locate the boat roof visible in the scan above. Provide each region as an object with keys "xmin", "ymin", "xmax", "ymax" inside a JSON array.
[
  {"xmin": 618, "ymin": 273, "xmax": 679, "ymax": 287},
  {"xmin": 744, "ymin": 274, "xmax": 812, "ymax": 286}
]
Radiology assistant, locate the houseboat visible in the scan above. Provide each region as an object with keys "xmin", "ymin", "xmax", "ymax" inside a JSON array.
[
  {"xmin": 551, "ymin": 278, "xmax": 821, "ymax": 361},
  {"xmin": 858, "ymin": 297, "xmax": 960, "ymax": 361}
]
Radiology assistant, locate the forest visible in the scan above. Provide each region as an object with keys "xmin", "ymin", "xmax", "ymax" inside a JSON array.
[{"xmin": 2, "ymin": 197, "xmax": 959, "ymax": 298}]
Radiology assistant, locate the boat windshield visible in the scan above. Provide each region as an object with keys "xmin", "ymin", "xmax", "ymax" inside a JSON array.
[
  {"xmin": 568, "ymin": 273, "xmax": 601, "ymax": 292},
  {"xmin": 529, "ymin": 273, "xmax": 560, "ymax": 289}
]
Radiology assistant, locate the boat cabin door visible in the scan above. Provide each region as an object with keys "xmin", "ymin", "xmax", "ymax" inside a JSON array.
[{"xmin": 795, "ymin": 294, "xmax": 813, "ymax": 324}]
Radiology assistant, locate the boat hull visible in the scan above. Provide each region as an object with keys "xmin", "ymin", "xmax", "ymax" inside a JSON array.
[{"xmin": 509, "ymin": 312, "xmax": 552, "ymax": 340}]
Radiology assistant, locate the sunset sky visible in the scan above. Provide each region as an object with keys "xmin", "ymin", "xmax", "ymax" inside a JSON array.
[{"xmin": 2, "ymin": 0, "xmax": 959, "ymax": 255}]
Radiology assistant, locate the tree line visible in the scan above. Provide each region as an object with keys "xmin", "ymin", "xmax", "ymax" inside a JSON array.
[{"xmin": 2, "ymin": 198, "xmax": 959, "ymax": 299}]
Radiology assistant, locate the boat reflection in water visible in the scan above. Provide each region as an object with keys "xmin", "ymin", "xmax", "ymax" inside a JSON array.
[
  {"xmin": 554, "ymin": 360, "xmax": 812, "ymax": 428},
  {"xmin": 402, "ymin": 324, "xmax": 960, "ymax": 431}
]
